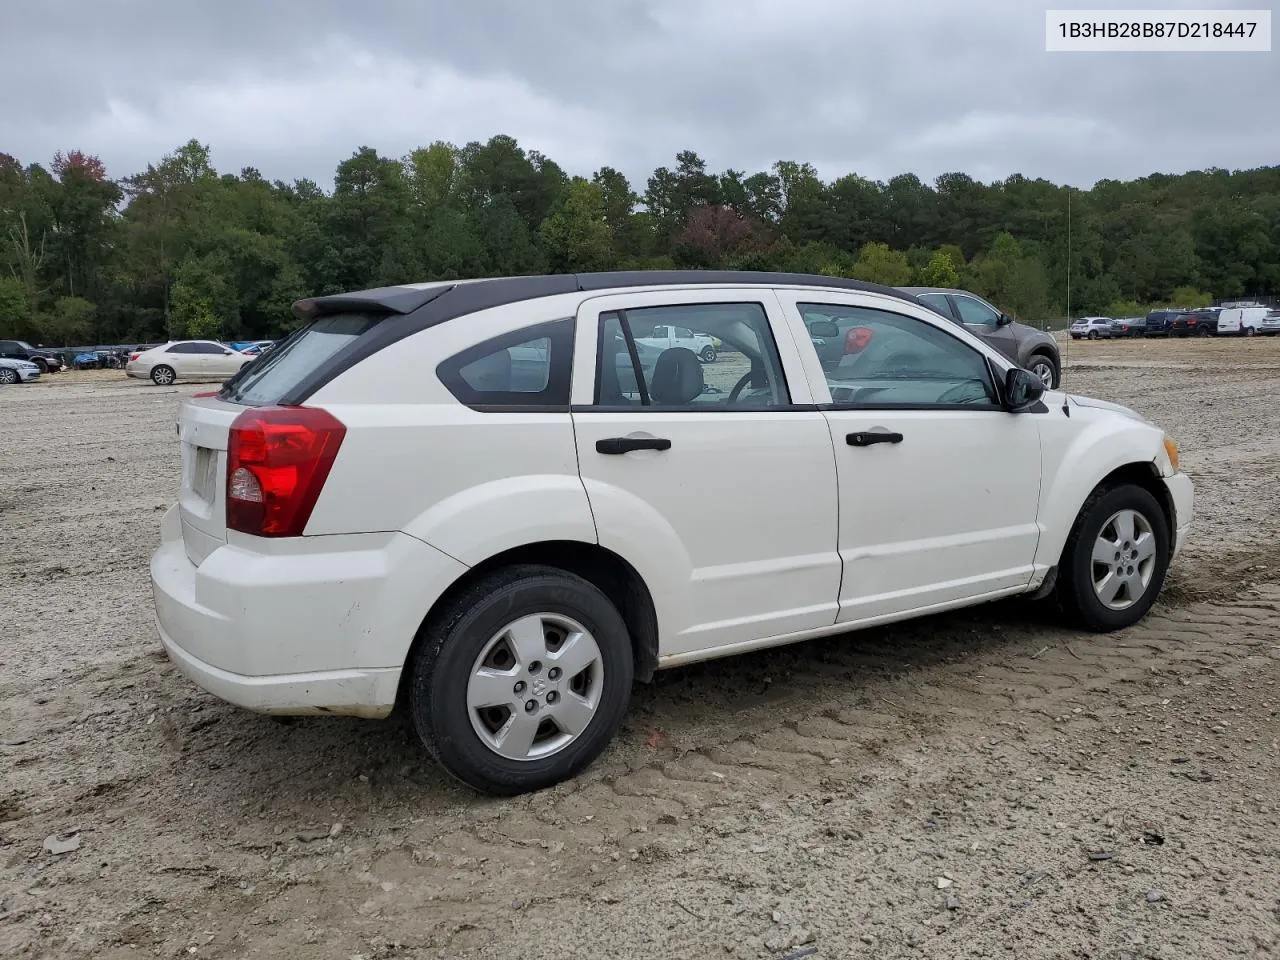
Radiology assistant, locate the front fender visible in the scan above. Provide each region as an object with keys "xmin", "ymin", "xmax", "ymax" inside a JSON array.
[
  {"xmin": 401, "ymin": 475, "xmax": 597, "ymax": 567},
  {"xmin": 1035, "ymin": 412, "xmax": 1167, "ymax": 569}
]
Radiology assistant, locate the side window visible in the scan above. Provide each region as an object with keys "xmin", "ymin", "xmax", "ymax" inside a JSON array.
[
  {"xmin": 797, "ymin": 303, "xmax": 998, "ymax": 407},
  {"xmin": 436, "ymin": 318, "xmax": 574, "ymax": 409},
  {"xmin": 595, "ymin": 302, "xmax": 789, "ymax": 410},
  {"xmin": 167, "ymin": 343, "xmax": 196, "ymax": 354},
  {"xmin": 953, "ymin": 295, "xmax": 1001, "ymax": 327},
  {"xmin": 196, "ymin": 342, "xmax": 225, "ymax": 354},
  {"xmin": 916, "ymin": 293, "xmax": 953, "ymax": 319}
]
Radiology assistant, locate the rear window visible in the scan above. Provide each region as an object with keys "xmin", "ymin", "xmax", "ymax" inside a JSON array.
[{"xmin": 219, "ymin": 313, "xmax": 382, "ymax": 406}]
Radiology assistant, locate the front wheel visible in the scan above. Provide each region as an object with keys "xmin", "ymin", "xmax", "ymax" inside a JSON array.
[
  {"xmin": 0, "ymin": 367, "xmax": 19, "ymax": 384},
  {"xmin": 150, "ymin": 365, "xmax": 176, "ymax": 385},
  {"xmin": 1027, "ymin": 355, "xmax": 1058, "ymax": 390},
  {"xmin": 407, "ymin": 565, "xmax": 634, "ymax": 795},
  {"xmin": 699, "ymin": 346, "xmax": 716, "ymax": 363},
  {"xmin": 1056, "ymin": 484, "xmax": 1170, "ymax": 632}
]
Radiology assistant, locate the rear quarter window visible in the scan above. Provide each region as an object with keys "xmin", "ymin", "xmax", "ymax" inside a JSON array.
[{"xmin": 436, "ymin": 319, "xmax": 575, "ymax": 410}]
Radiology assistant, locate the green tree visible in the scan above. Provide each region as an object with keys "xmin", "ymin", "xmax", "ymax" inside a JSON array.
[
  {"xmin": 920, "ymin": 250, "xmax": 959, "ymax": 287},
  {"xmin": 540, "ymin": 177, "xmax": 614, "ymax": 272},
  {"xmin": 850, "ymin": 241, "xmax": 912, "ymax": 286}
]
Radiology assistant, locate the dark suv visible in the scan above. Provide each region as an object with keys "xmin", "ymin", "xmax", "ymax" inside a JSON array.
[
  {"xmin": 1170, "ymin": 308, "xmax": 1220, "ymax": 337},
  {"xmin": 1142, "ymin": 310, "xmax": 1185, "ymax": 337},
  {"xmin": 897, "ymin": 287, "xmax": 1062, "ymax": 388},
  {"xmin": 0, "ymin": 339, "xmax": 63, "ymax": 373}
]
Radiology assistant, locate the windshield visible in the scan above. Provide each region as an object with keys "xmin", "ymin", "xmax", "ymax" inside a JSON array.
[{"xmin": 219, "ymin": 312, "xmax": 384, "ymax": 405}]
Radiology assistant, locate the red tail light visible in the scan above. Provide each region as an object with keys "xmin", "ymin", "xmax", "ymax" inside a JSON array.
[
  {"xmin": 226, "ymin": 406, "xmax": 346, "ymax": 537},
  {"xmin": 844, "ymin": 327, "xmax": 874, "ymax": 354},
  {"xmin": 129, "ymin": 352, "xmax": 140, "ymax": 362}
]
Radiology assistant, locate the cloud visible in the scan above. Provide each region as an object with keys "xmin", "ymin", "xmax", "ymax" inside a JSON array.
[{"xmin": 2, "ymin": 0, "xmax": 1276, "ymax": 193}]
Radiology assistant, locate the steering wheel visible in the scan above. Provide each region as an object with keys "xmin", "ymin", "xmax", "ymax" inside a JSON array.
[{"xmin": 728, "ymin": 371, "xmax": 754, "ymax": 403}]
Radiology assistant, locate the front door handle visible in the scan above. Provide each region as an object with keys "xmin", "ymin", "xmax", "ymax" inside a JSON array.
[
  {"xmin": 596, "ymin": 436, "xmax": 672, "ymax": 455},
  {"xmin": 847, "ymin": 431, "xmax": 903, "ymax": 447}
]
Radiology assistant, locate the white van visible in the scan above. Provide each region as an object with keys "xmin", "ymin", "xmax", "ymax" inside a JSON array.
[{"xmin": 1217, "ymin": 307, "xmax": 1268, "ymax": 336}]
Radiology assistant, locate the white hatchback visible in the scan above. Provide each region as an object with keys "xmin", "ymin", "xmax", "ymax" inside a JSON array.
[
  {"xmin": 126, "ymin": 340, "xmax": 254, "ymax": 385},
  {"xmin": 151, "ymin": 272, "xmax": 1194, "ymax": 795}
]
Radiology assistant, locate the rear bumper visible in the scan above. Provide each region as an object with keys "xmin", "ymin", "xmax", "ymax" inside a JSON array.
[
  {"xmin": 150, "ymin": 504, "xmax": 468, "ymax": 716},
  {"xmin": 1163, "ymin": 471, "xmax": 1194, "ymax": 562}
]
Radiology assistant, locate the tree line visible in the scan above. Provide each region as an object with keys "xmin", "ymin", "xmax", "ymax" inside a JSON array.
[{"xmin": 2, "ymin": 136, "xmax": 1278, "ymax": 346}]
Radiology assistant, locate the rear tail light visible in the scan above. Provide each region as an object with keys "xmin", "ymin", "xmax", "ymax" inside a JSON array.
[
  {"xmin": 129, "ymin": 352, "xmax": 140, "ymax": 362},
  {"xmin": 844, "ymin": 327, "xmax": 874, "ymax": 354},
  {"xmin": 226, "ymin": 406, "xmax": 346, "ymax": 537}
]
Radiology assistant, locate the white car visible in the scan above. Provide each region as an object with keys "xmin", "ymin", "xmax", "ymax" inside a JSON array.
[
  {"xmin": 126, "ymin": 340, "xmax": 254, "ymax": 385},
  {"xmin": 635, "ymin": 322, "xmax": 719, "ymax": 362},
  {"xmin": 0, "ymin": 357, "xmax": 41, "ymax": 384},
  {"xmin": 1258, "ymin": 310, "xmax": 1280, "ymax": 336},
  {"xmin": 151, "ymin": 272, "xmax": 1194, "ymax": 795},
  {"xmin": 1069, "ymin": 317, "xmax": 1114, "ymax": 340},
  {"xmin": 1216, "ymin": 307, "xmax": 1268, "ymax": 337}
]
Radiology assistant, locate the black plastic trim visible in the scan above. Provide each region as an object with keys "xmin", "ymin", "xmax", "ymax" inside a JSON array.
[
  {"xmin": 281, "ymin": 271, "xmax": 932, "ymax": 404},
  {"xmin": 572, "ymin": 403, "xmax": 820, "ymax": 413},
  {"xmin": 818, "ymin": 402, "xmax": 1006, "ymax": 413}
]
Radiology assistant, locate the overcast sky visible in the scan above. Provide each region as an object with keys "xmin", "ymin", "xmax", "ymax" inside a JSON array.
[{"xmin": 3, "ymin": 0, "xmax": 1277, "ymax": 192}]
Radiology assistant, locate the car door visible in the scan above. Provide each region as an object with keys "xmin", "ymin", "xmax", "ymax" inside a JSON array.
[
  {"xmin": 208, "ymin": 342, "xmax": 244, "ymax": 376},
  {"xmin": 774, "ymin": 290, "xmax": 1044, "ymax": 624},
  {"xmin": 570, "ymin": 289, "xmax": 842, "ymax": 659},
  {"xmin": 950, "ymin": 293, "xmax": 1019, "ymax": 362}
]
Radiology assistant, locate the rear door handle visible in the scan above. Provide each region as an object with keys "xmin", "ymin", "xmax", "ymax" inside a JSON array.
[
  {"xmin": 596, "ymin": 436, "xmax": 672, "ymax": 455},
  {"xmin": 847, "ymin": 431, "xmax": 903, "ymax": 447}
]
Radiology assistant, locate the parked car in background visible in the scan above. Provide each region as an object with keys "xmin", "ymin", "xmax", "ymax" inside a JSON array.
[
  {"xmin": 1217, "ymin": 307, "xmax": 1268, "ymax": 337},
  {"xmin": 1069, "ymin": 317, "xmax": 1114, "ymax": 340},
  {"xmin": 898, "ymin": 286, "xmax": 1061, "ymax": 387},
  {"xmin": 1258, "ymin": 310, "xmax": 1280, "ymax": 336},
  {"xmin": 634, "ymin": 322, "xmax": 719, "ymax": 362},
  {"xmin": 0, "ymin": 357, "xmax": 41, "ymax": 384},
  {"xmin": 126, "ymin": 340, "xmax": 253, "ymax": 385},
  {"xmin": 1171, "ymin": 308, "xmax": 1220, "ymax": 337},
  {"xmin": 1141, "ymin": 310, "xmax": 1185, "ymax": 337},
  {"xmin": 0, "ymin": 339, "xmax": 63, "ymax": 373},
  {"xmin": 152, "ymin": 270, "xmax": 1191, "ymax": 795},
  {"xmin": 1109, "ymin": 317, "xmax": 1147, "ymax": 338}
]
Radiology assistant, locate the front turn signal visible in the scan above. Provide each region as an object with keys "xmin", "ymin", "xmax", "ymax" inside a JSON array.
[{"xmin": 1163, "ymin": 435, "xmax": 1180, "ymax": 472}]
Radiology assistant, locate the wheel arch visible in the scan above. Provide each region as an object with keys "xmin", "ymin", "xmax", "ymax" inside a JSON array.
[{"xmin": 395, "ymin": 539, "xmax": 660, "ymax": 712}]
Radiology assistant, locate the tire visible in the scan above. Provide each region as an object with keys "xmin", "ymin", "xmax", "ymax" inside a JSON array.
[
  {"xmin": 150, "ymin": 365, "xmax": 176, "ymax": 385},
  {"xmin": 1027, "ymin": 354, "xmax": 1059, "ymax": 390},
  {"xmin": 1197, "ymin": 326, "xmax": 1211, "ymax": 337},
  {"xmin": 1056, "ymin": 483, "xmax": 1170, "ymax": 632},
  {"xmin": 699, "ymin": 346, "xmax": 716, "ymax": 363},
  {"xmin": 32, "ymin": 358, "xmax": 48, "ymax": 373},
  {"xmin": 407, "ymin": 564, "xmax": 634, "ymax": 795},
  {"xmin": 0, "ymin": 368, "xmax": 18, "ymax": 385},
  {"xmin": 1245, "ymin": 327, "xmax": 1257, "ymax": 337},
  {"xmin": 1087, "ymin": 330, "xmax": 1098, "ymax": 340}
]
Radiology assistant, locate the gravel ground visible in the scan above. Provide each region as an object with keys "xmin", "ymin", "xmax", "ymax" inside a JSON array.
[{"xmin": 2, "ymin": 336, "xmax": 1279, "ymax": 960}]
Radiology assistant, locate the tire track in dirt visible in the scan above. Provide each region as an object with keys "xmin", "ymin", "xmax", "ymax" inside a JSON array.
[{"xmin": 83, "ymin": 584, "xmax": 1272, "ymax": 960}]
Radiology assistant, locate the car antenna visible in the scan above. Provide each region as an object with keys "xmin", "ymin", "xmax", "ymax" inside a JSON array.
[{"xmin": 1062, "ymin": 188, "xmax": 1071, "ymax": 417}]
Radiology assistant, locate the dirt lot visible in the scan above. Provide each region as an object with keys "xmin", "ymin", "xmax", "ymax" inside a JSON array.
[{"xmin": 2, "ymin": 336, "xmax": 1279, "ymax": 960}]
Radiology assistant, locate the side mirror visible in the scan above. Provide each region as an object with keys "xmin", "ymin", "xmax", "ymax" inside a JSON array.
[
  {"xmin": 808, "ymin": 320, "xmax": 839, "ymax": 339},
  {"xmin": 1003, "ymin": 367, "xmax": 1046, "ymax": 412},
  {"xmin": 997, "ymin": 313, "xmax": 1014, "ymax": 327}
]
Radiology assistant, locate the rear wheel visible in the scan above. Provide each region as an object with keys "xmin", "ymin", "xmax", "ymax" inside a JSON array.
[
  {"xmin": 1056, "ymin": 484, "xmax": 1170, "ymax": 632},
  {"xmin": 1245, "ymin": 327, "xmax": 1257, "ymax": 337},
  {"xmin": 1197, "ymin": 325, "xmax": 1211, "ymax": 337},
  {"xmin": 1087, "ymin": 330, "xmax": 1098, "ymax": 340},
  {"xmin": 699, "ymin": 345, "xmax": 716, "ymax": 363},
  {"xmin": 150, "ymin": 365, "xmax": 176, "ymax": 385},
  {"xmin": 407, "ymin": 564, "xmax": 634, "ymax": 795}
]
